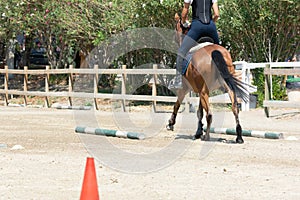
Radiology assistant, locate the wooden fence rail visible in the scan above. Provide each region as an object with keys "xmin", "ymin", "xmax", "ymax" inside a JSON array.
[
  {"xmin": 0, "ymin": 64, "xmax": 239, "ymax": 112},
  {"xmin": 2, "ymin": 62, "xmax": 299, "ymax": 114},
  {"xmin": 0, "ymin": 65, "xmax": 183, "ymax": 111},
  {"xmin": 263, "ymin": 62, "xmax": 300, "ymax": 117}
]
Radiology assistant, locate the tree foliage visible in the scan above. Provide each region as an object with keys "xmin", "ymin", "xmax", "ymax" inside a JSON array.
[
  {"xmin": 1, "ymin": 0, "xmax": 298, "ymax": 65},
  {"xmin": 218, "ymin": 0, "xmax": 299, "ymax": 62},
  {"xmin": 0, "ymin": 0, "xmax": 113, "ymax": 68},
  {"xmin": 1, "ymin": 0, "xmax": 299, "ymax": 100},
  {"xmin": 218, "ymin": 0, "xmax": 299, "ymax": 104}
]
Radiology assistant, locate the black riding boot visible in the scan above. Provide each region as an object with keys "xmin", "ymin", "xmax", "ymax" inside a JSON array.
[{"xmin": 169, "ymin": 57, "xmax": 183, "ymax": 89}]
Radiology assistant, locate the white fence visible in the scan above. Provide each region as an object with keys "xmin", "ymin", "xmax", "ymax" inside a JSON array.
[
  {"xmin": 1, "ymin": 61, "xmax": 299, "ymax": 113},
  {"xmin": 235, "ymin": 61, "xmax": 300, "ymax": 116},
  {"xmin": 0, "ymin": 64, "xmax": 234, "ymax": 112}
]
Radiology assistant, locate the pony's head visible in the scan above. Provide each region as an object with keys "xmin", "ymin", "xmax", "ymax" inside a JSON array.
[{"xmin": 174, "ymin": 13, "xmax": 190, "ymax": 46}]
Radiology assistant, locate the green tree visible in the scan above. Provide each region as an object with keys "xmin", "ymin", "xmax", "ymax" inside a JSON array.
[
  {"xmin": 88, "ymin": 0, "xmax": 183, "ymax": 92},
  {"xmin": 218, "ymin": 0, "xmax": 299, "ymax": 104},
  {"xmin": 218, "ymin": 0, "xmax": 299, "ymax": 62},
  {"xmin": 0, "ymin": 0, "xmax": 110, "ymax": 68}
]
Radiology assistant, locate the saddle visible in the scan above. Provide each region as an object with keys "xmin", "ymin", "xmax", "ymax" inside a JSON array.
[
  {"xmin": 182, "ymin": 37, "xmax": 214, "ymax": 74},
  {"xmin": 189, "ymin": 36, "xmax": 214, "ymax": 53}
]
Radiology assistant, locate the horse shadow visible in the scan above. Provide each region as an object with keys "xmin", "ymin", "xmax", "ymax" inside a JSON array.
[{"xmin": 175, "ymin": 134, "xmax": 236, "ymax": 144}]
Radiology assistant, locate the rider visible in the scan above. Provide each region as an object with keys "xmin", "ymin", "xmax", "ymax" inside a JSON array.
[{"xmin": 169, "ymin": 0, "xmax": 220, "ymax": 89}]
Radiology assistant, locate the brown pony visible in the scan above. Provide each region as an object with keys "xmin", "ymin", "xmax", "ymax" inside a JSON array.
[{"xmin": 167, "ymin": 14, "xmax": 249, "ymax": 143}]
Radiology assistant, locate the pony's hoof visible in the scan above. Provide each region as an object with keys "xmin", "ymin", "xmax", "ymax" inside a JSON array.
[
  {"xmin": 166, "ymin": 124, "xmax": 174, "ymax": 131},
  {"xmin": 193, "ymin": 134, "xmax": 202, "ymax": 140},
  {"xmin": 202, "ymin": 135, "xmax": 210, "ymax": 141},
  {"xmin": 236, "ymin": 137, "xmax": 244, "ymax": 144},
  {"xmin": 193, "ymin": 134, "xmax": 204, "ymax": 140}
]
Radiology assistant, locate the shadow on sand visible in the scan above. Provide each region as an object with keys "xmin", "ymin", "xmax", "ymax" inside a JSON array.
[{"xmin": 175, "ymin": 134, "xmax": 237, "ymax": 144}]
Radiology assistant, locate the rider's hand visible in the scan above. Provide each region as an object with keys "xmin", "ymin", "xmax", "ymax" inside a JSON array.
[{"xmin": 182, "ymin": 20, "xmax": 190, "ymax": 28}]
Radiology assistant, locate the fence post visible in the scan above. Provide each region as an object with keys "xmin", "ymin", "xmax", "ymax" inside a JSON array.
[
  {"xmin": 23, "ymin": 66, "xmax": 28, "ymax": 106},
  {"xmin": 241, "ymin": 62, "xmax": 249, "ymax": 111},
  {"xmin": 264, "ymin": 63, "xmax": 271, "ymax": 117},
  {"xmin": 94, "ymin": 64, "xmax": 99, "ymax": 110},
  {"xmin": 68, "ymin": 65, "xmax": 73, "ymax": 106},
  {"xmin": 4, "ymin": 65, "xmax": 9, "ymax": 106},
  {"xmin": 44, "ymin": 66, "xmax": 50, "ymax": 108},
  {"xmin": 152, "ymin": 64, "xmax": 157, "ymax": 112},
  {"xmin": 269, "ymin": 63, "xmax": 273, "ymax": 100},
  {"xmin": 121, "ymin": 65, "xmax": 127, "ymax": 112}
]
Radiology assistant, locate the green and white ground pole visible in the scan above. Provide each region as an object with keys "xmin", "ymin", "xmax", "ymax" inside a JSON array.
[
  {"xmin": 204, "ymin": 127, "xmax": 283, "ymax": 139},
  {"xmin": 75, "ymin": 126, "xmax": 145, "ymax": 140}
]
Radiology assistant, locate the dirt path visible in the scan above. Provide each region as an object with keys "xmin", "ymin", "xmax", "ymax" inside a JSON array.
[{"xmin": 0, "ymin": 106, "xmax": 299, "ymax": 199}]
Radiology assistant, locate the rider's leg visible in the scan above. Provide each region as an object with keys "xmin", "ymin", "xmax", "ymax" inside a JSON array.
[
  {"xmin": 169, "ymin": 21, "xmax": 200, "ymax": 89},
  {"xmin": 205, "ymin": 20, "xmax": 220, "ymax": 45}
]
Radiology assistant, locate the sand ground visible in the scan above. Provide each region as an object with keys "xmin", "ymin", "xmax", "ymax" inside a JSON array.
[{"xmin": 0, "ymin": 106, "xmax": 300, "ymax": 200}]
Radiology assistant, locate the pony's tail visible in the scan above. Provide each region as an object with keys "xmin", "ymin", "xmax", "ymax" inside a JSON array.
[{"xmin": 211, "ymin": 50, "xmax": 249, "ymax": 102}]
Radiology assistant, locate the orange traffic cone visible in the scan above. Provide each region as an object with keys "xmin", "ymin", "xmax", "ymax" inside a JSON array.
[{"xmin": 80, "ymin": 157, "xmax": 100, "ymax": 200}]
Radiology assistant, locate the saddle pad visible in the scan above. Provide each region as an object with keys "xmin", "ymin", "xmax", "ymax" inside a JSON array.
[
  {"xmin": 189, "ymin": 42, "xmax": 213, "ymax": 53},
  {"xmin": 182, "ymin": 53, "xmax": 193, "ymax": 75},
  {"xmin": 182, "ymin": 42, "xmax": 213, "ymax": 75}
]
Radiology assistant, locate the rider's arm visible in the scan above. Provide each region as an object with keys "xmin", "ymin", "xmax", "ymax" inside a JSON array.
[
  {"xmin": 181, "ymin": 3, "xmax": 190, "ymax": 24},
  {"xmin": 212, "ymin": 2, "xmax": 220, "ymax": 22}
]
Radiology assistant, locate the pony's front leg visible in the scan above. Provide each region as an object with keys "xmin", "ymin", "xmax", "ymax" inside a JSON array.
[
  {"xmin": 166, "ymin": 100, "xmax": 180, "ymax": 131},
  {"xmin": 200, "ymin": 89, "xmax": 212, "ymax": 141},
  {"xmin": 204, "ymin": 113, "xmax": 212, "ymax": 141},
  {"xmin": 166, "ymin": 88, "xmax": 188, "ymax": 131}
]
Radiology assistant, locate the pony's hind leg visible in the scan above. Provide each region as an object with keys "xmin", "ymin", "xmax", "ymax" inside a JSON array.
[
  {"xmin": 226, "ymin": 85, "xmax": 244, "ymax": 143},
  {"xmin": 166, "ymin": 88, "xmax": 189, "ymax": 131},
  {"xmin": 212, "ymin": 50, "xmax": 245, "ymax": 143},
  {"xmin": 233, "ymin": 102, "xmax": 243, "ymax": 144}
]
